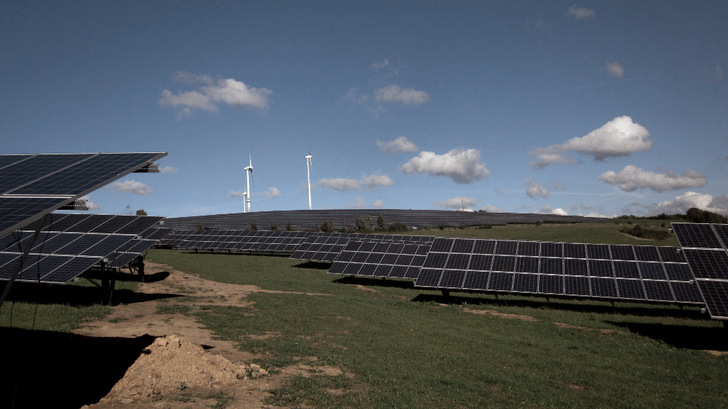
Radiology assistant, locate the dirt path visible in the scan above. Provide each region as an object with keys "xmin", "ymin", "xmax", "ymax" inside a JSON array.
[{"xmin": 76, "ymin": 261, "xmax": 338, "ymax": 409}]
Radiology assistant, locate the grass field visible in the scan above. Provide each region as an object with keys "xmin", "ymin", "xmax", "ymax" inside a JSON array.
[
  {"xmin": 3, "ymin": 222, "xmax": 727, "ymax": 408},
  {"xmin": 145, "ymin": 222, "xmax": 725, "ymax": 408}
]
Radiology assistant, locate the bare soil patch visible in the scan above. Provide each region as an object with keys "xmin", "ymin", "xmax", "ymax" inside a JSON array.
[{"xmin": 76, "ymin": 261, "xmax": 345, "ymax": 409}]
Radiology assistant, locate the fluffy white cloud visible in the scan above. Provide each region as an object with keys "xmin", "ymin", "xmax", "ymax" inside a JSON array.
[
  {"xmin": 525, "ymin": 179, "xmax": 550, "ymax": 198},
  {"xmin": 539, "ymin": 205, "xmax": 568, "ymax": 215},
  {"xmin": 605, "ymin": 61, "xmax": 625, "ymax": 78},
  {"xmin": 160, "ymin": 72, "xmax": 272, "ymax": 118},
  {"xmin": 319, "ymin": 174, "xmax": 393, "ymax": 191},
  {"xmin": 110, "ymin": 179, "xmax": 153, "ymax": 195},
  {"xmin": 372, "ymin": 200, "xmax": 384, "ymax": 208},
  {"xmin": 159, "ymin": 166, "xmax": 177, "ymax": 174},
  {"xmin": 567, "ymin": 6, "xmax": 595, "ymax": 19},
  {"xmin": 348, "ymin": 197, "xmax": 366, "ymax": 209},
  {"xmin": 374, "ymin": 85, "xmax": 430, "ymax": 105},
  {"xmin": 599, "ymin": 166, "xmax": 707, "ymax": 192},
  {"xmin": 643, "ymin": 192, "xmax": 728, "ymax": 216},
  {"xmin": 264, "ymin": 187, "xmax": 281, "ymax": 198},
  {"xmin": 377, "ymin": 136, "xmax": 418, "ymax": 153},
  {"xmin": 360, "ymin": 174, "xmax": 394, "ymax": 190},
  {"xmin": 77, "ymin": 195, "xmax": 100, "ymax": 210},
  {"xmin": 435, "ymin": 196, "xmax": 478, "ymax": 211},
  {"xmin": 319, "ymin": 177, "xmax": 360, "ymax": 191},
  {"xmin": 401, "ymin": 149, "xmax": 490, "ymax": 184},
  {"xmin": 531, "ymin": 116, "xmax": 651, "ymax": 168}
]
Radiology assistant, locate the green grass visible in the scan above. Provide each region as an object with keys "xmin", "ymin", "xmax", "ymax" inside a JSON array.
[
  {"xmin": 147, "ymin": 246, "xmax": 728, "ymax": 409},
  {"xmin": 0, "ymin": 278, "xmax": 137, "ymax": 332},
  {"xmin": 410, "ymin": 221, "xmax": 679, "ymax": 246}
]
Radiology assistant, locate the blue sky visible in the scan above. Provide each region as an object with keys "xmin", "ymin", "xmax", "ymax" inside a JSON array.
[{"xmin": 2, "ymin": 1, "xmax": 726, "ymax": 218}]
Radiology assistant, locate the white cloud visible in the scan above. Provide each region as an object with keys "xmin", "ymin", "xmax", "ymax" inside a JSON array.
[
  {"xmin": 319, "ymin": 177, "xmax": 360, "ymax": 191},
  {"xmin": 567, "ymin": 6, "xmax": 595, "ymax": 19},
  {"xmin": 540, "ymin": 204, "xmax": 568, "ymax": 215},
  {"xmin": 374, "ymin": 85, "xmax": 430, "ymax": 105},
  {"xmin": 530, "ymin": 147, "xmax": 578, "ymax": 170},
  {"xmin": 160, "ymin": 73, "xmax": 272, "ymax": 118},
  {"xmin": 605, "ymin": 61, "xmax": 625, "ymax": 78},
  {"xmin": 77, "ymin": 195, "xmax": 100, "ymax": 210},
  {"xmin": 264, "ymin": 187, "xmax": 281, "ymax": 198},
  {"xmin": 372, "ymin": 200, "xmax": 384, "ymax": 208},
  {"xmin": 371, "ymin": 59, "xmax": 390, "ymax": 71},
  {"xmin": 110, "ymin": 179, "xmax": 153, "ymax": 195},
  {"xmin": 525, "ymin": 178, "xmax": 550, "ymax": 198},
  {"xmin": 531, "ymin": 116, "xmax": 651, "ymax": 168},
  {"xmin": 348, "ymin": 197, "xmax": 366, "ymax": 209},
  {"xmin": 643, "ymin": 192, "xmax": 728, "ymax": 216},
  {"xmin": 599, "ymin": 165, "xmax": 707, "ymax": 192},
  {"xmin": 159, "ymin": 166, "xmax": 177, "ymax": 174},
  {"xmin": 319, "ymin": 174, "xmax": 393, "ymax": 191},
  {"xmin": 377, "ymin": 136, "xmax": 419, "ymax": 153},
  {"xmin": 401, "ymin": 149, "xmax": 490, "ymax": 184},
  {"xmin": 360, "ymin": 174, "xmax": 394, "ymax": 190},
  {"xmin": 435, "ymin": 196, "xmax": 478, "ymax": 211},
  {"xmin": 229, "ymin": 191, "xmax": 246, "ymax": 198}
]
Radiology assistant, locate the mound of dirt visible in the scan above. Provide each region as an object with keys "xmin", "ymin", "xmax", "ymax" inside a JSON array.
[{"xmin": 87, "ymin": 334, "xmax": 267, "ymax": 407}]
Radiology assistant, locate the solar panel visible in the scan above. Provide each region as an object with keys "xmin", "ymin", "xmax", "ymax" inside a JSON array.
[
  {"xmin": 672, "ymin": 223, "xmax": 723, "ymax": 249},
  {"xmin": 0, "ymin": 152, "xmax": 166, "ymax": 237},
  {"xmin": 327, "ymin": 235, "xmax": 434, "ymax": 280}
]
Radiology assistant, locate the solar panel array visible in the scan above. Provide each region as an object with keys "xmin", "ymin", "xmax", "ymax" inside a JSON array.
[
  {"xmin": 289, "ymin": 233, "xmax": 354, "ymax": 262},
  {"xmin": 414, "ymin": 238, "xmax": 702, "ymax": 305},
  {"xmin": 328, "ymin": 236, "xmax": 434, "ymax": 279},
  {"xmin": 0, "ymin": 152, "xmax": 167, "ymax": 237},
  {"xmin": 672, "ymin": 223, "xmax": 728, "ymax": 320},
  {"xmin": 163, "ymin": 209, "xmax": 609, "ymax": 232},
  {"xmin": 159, "ymin": 229, "xmax": 312, "ymax": 253},
  {"xmin": 0, "ymin": 213, "xmax": 166, "ymax": 284}
]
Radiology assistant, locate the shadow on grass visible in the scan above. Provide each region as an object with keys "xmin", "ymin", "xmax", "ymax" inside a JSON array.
[
  {"xmin": 411, "ymin": 292, "xmax": 706, "ymax": 319},
  {"xmin": 333, "ymin": 275, "xmax": 416, "ymax": 289},
  {"xmin": 0, "ymin": 327, "xmax": 156, "ymax": 409},
  {"xmin": 1, "ymin": 281, "xmax": 182, "ymax": 307},
  {"xmin": 606, "ymin": 321, "xmax": 728, "ymax": 351},
  {"xmin": 292, "ymin": 261, "xmax": 332, "ymax": 270}
]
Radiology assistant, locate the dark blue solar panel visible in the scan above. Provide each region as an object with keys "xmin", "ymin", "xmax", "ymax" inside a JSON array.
[
  {"xmin": 695, "ymin": 281, "xmax": 728, "ymax": 318},
  {"xmin": 515, "ymin": 257, "xmax": 539, "ymax": 273},
  {"xmin": 462, "ymin": 271, "xmax": 489, "ymax": 290},
  {"xmin": 658, "ymin": 246, "xmax": 685, "ymax": 263},
  {"xmin": 512, "ymin": 273, "xmax": 538, "ymax": 293},
  {"xmin": 494, "ymin": 240, "xmax": 517, "ymax": 255},
  {"xmin": 616, "ymin": 279, "xmax": 645, "ymax": 300},
  {"xmin": 491, "ymin": 255, "xmax": 516, "ymax": 272},
  {"xmin": 473, "ymin": 240, "xmax": 496, "ymax": 254},
  {"xmin": 663, "ymin": 263, "xmax": 694, "ymax": 281},
  {"xmin": 564, "ymin": 276, "xmax": 590, "ymax": 296},
  {"xmin": 517, "ymin": 241, "xmax": 540, "ymax": 256},
  {"xmin": 682, "ymin": 249, "xmax": 728, "ymax": 280},
  {"xmin": 564, "ymin": 243, "xmax": 586, "ymax": 259},
  {"xmin": 445, "ymin": 253, "xmax": 470, "ymax": 270},
  {"xmin": 564, "ymin": 258, "xmax": 587, "ymax": 276},
  {"xmin": 590, "ymin": 277, "xmax": 618, "ymax": 298},
  {"xmin": 672, "ymin": 223, "xmax": 723, "ymax": 249},
  {"xmin": 439, "ymin": 270, "xmax": 466, "ymax": 288},
  {"xmin": 613, "ymin": 261, "xmax": 640, "ymax": 279},
  {"xmin": 638, "ymin": 262, "xmax": 667, "ymax": 280},
  {"xmin": 634, "ymin": 246, "xmax": 661, "ymax": 261},
  {"xmin": 451, "ymin": 239, "xmax": 474, "ymax": 254},
  {"xmin": 541, "ymin": 242, "xmax": 562, "ymax": 258},
  {"xmin": 586, "ymin": 244, "xmax": 610, "ymax": 260},
  {"xmin": 539, "ymin": 275, "xmax": 563, "ymax": 295},
  {"xmin": 670, "ymin": 281, "xmax": 703, "ymax": 303},
  {"xmin": 416, "ymin": 269, "xmax": 443, "ymax": 287},
  {"xmin": 643, "ymin": 280, "xmax": 674, "ymax": 302},
  {"xmin": 468, "ymin": 254, "xmax": 492, "ymax": 271},
  {"xmin": 487, "ymin": 272, "xmax": 513, "ymax": 291},
  {"xmin": 540, "ymin": 258, "xmax": 562, "ymax": 275},
  {"xmin": 588, "ymin": 259, "xmax": 613, "ymax": 277},
  {"xmin": 610, "ymin": 245, "xmax": 635, "ymax": 260}
]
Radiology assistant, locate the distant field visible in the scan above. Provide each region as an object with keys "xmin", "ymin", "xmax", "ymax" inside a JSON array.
[
  {"xmin": 145, "ymin": 220, "xmax": 727, "ymax": 409},
  {"xmin": 410, "ymin": 220, "xmax": 679, "ymax": 246}
]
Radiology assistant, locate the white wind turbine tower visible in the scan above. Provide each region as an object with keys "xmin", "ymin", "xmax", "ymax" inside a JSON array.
[
  {"xmin": 305, "ymin": 153, "xmax": 313, "ymax": 210},
  {"xmin": 244, "ymin": 156, "xmax": 253, "ymax": 213}
]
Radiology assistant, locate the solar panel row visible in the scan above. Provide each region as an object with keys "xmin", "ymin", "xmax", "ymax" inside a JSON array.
[
  {"xmin": 0, "ymin": 152, "xmax": 167, "ymax": 237},
  {"xmin": 0, "ymin": 213, "xmax": 167, "ymax": 284},
  {"xmin": 672, "ymin": 222, "xmax": 728, "ymax": 320}
]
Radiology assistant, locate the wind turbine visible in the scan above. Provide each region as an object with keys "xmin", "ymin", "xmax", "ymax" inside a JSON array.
[
  {"xmin": 306, "ymin": 153, "xmax": 313, "ymax": 210},
  {"xmin": 244, "ymin": 156, "xmax": 253, "ymax": 213}
]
